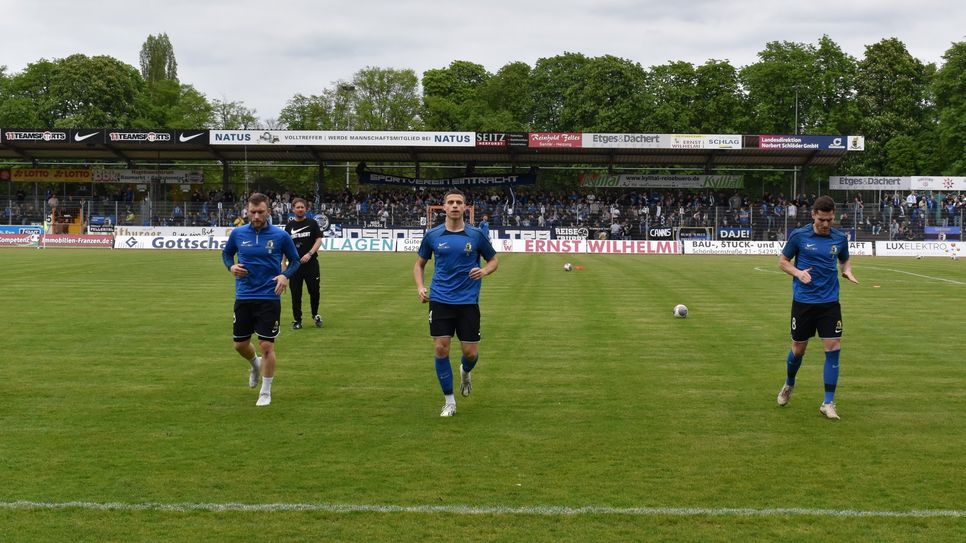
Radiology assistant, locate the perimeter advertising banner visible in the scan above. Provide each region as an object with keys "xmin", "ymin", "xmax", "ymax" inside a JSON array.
[
  {"xmin": 10, "ymin": 168, "xmax": 92, "ymax": 183},
  {"xmin": 42, "ymin": 235, "xmax": 113, "ymax": 248},
  {"xmin": 529, "ymin": 133, "xmax": 582, "ymax": 148},
  {"xmin": 93, "ymin": 169, "xmax": 204, "ymax": 184},
  {"xmin": 909, "ymin": 176, "xmax": 966, "ymax": 191},
  {"xmin": 875, "ymin": 240, "xmax": 963, "ymax": 258},
  {"xmin": 829, "ymin": 176, "xmax": 908, "ymax": 191},
  {"xmin": 209, "ymin": 130, "xmax": 475, "ymax": 147},
  {"xmin": 106, "ymin": 130, "xmax": 175, "ymax": 144},
  {"xmin": 684, "ymin": 240, "xmax": 874, "ymax": 256},
  {"xmin": 757, "ymin": 135, "xmax": 864, "ymax": 151},
  {"xmin": 669, "ymin": 134, "xmax": 742, "ymax": 149},
  {"xmin": 581, "ymin": 133, "xmax": 663, "ymax": 148},
  {"xmin": 0, "ymin": 233, "xmax": 40, "ymax": 247},
  {"xmin": 2, "ymin": 129, "xmax": 70, "ymax": 143},
  {"xmin": 579, "ymin": 173, "xmax": 743, "ymax": 189},
  {"xmin": 115, "ymin": 235, "xmax": 229, "ymax": 250},
  {"xmin": 358, "ymin": 167, "xmax": 536, "ymax": 187},
  {"xmin": 475, "ymin": 132, "xmax": 529, "ymax": 148}
]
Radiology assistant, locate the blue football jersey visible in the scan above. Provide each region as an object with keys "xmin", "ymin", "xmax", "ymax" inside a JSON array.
[
  {"xmin": 418, "ymin": 224, "xmax": 496, "ymax": 304},
  {"xmin": 223, "ymin": 223, "xmax": 301, "ymax": 300},
  {"xmin": 782, "ymin": 225, "xmax": 850, "ymax": 303}
]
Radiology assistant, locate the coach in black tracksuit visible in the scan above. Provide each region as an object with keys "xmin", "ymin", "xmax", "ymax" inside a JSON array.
[{"xmin": 284, "ymin": 198, "xmax": 323, "ymax": 329}]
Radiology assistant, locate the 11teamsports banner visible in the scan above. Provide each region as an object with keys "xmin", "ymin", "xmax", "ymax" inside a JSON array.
[
  {"xmin": 209, "ymin": 130, "xmax": 475, "ymax": 147},
  {"xmin": 579, "ymin": 173, "xmax": 743, "ymax": 189}
]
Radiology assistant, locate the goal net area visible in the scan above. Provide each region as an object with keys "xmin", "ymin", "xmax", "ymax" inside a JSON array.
[{"xmin": 426, "ymin": 205, "xmax": 475, "ymax": 229}]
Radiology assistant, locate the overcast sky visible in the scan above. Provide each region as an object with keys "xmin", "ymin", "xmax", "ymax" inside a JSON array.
[{"xmin": 3, "ymin": 0, "xmax": 964, "ymax": 121}]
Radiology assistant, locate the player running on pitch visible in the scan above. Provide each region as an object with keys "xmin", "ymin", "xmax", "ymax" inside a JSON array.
[
  {"xmin": 777, "ymin": 195, "xmax": 858, "ymax": 420},
  {"xmin": 223, "ymin": 193, "xmax": 301, "ymax": 407},
  {"xmin": 413, "ymin": 189, "xmax": 498, "ymax": 417}
]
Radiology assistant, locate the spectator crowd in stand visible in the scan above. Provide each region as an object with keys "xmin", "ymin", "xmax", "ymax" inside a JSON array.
[{"xmin": 2, "ymin": 184, "xmax": 963, "ymax": 240}]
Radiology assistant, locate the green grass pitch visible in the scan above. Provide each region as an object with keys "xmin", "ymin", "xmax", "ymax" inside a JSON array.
[{"xmin": 1, "ymin": 248, "xmax": 964, "ymax": 542}]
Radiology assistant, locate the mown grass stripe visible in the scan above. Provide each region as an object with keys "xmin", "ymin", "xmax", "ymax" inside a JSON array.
[{"xmin": 1, "ymin": 501, "xmax": 962, "ymax": 518}]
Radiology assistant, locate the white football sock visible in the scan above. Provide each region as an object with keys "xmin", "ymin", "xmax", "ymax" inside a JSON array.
[
  {"xmin": 260, "ymin": 377, "xmax": 273, "ymax": 395},
  {"xmin": 250, "ymin": 355, "xmax": 260, "ymax": 370},
  {"xmin": 444, "ymin": 394, "xmax": 455, "ymax": 406}
]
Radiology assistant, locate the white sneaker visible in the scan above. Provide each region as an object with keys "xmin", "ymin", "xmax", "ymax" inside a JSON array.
[
  {"xmin": 820, "ymin": 402, "xmax": 840, "ymax": 420},
  {"xmin": 256, "ymin": 393, "xmax": 271, "ymax": 407},
  {"xmin": 249, "ymin": 357, "xmax": 262, "ymax": 389},
  {"xmin": 314, "ymin": 315, "xmax": 323, "ymax": 328},
  {"xmin": 459, "ymin": 366, "xmax": 472, "ymax": 397},
  {"xmin": 777, "ymin": 384, "xmax": 794, "ymax": 406},
  {"xmin": 440, "ymin": 403, "xmax": 456, "ymax": 417}
]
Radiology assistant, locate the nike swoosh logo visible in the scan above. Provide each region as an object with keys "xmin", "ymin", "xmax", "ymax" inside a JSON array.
[
  {"xmin": 291, "ymin": 226, "xmax": 310, "ymax": 234},
  {"xmin": 74, "ymin": 132, "xmax": 100, "ymax": 142},
  {"xmin": 179, "ymin": 133, "xmax": 204, "ymax": 142}
]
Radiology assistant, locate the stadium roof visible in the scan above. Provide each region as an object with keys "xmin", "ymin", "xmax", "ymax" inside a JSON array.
[{"xmin": 0, "ymin": 129, "xmax": 863, "ymax": 169}]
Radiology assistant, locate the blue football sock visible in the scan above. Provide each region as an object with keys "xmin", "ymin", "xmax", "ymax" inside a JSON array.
[
  {"xmin": 824, "ymin": 350, "xmax": 841, "ymax": 404},
  {"xmin": 786, "ymin": 351, "xmax": 804, "ymax": 386},
  {"xmin": 435, "ymin": 356, "xmax": 453, "ymax": 396},
  {"xmin": 461, "ymin": 353, "xmax": 478, "ymax": 373}
]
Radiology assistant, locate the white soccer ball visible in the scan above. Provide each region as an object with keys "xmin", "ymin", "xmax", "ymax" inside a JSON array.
[
  {"xmin": 915, "ymin": 254, "xmax": 923, "ymax": 260},
  {"xmin": 563, "ymin": 263, "xmax": 573, "ymax": 272},
  {"xmin": 673, "ymin": 304, "xmax": 688, "ymax": 318},
  {"xmin": 953, "ymin": 254, "xmax": 959, "ymax": 261}
]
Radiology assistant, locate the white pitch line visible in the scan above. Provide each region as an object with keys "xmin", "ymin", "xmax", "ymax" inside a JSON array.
[
  {"xmin": 863, "ymin": 266, "xmax": 966, "ymax": 285},
  {"xmin": 0, "ymin": 501, "xmax": 962, "ymax": 518},
  {"xmin": 753, "ymin": 267, "xmax": 784, "ymax": 274}
]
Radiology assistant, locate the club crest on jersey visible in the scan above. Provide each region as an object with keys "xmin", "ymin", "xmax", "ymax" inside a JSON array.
[
  {"xmin": 267, "ymin": 239, "xmax": 274, "ymax": 253},
  {"xmin": 830, "ymin": 245, "xmax": 838, "ymax": 254},
  {"xmin": 464, "ymin": 242, "xmax": 473, "ymax": 254}
]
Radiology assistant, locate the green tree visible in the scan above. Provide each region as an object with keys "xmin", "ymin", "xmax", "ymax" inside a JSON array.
[
  {"xmin": 561, "ymin": 55, "xmax": 649, "ymax": 132},
  {"xmin": 422, "ymin": 60, "xmax": 491, "ymax": 130},
  {"xmin": 139, "ymin": 33, "xmax": 178, "ymax": 83},
  {"xmin": 852, "ymin": 38, "xmax": 934, "ymax": 174},
  {"xmin": 692, "ymin": 60, "xmax": 749, "ymax": 133},
  {"xmin": 529, "ymin": 52, "xmax": 589, "ymax": 131},
  {"xmin": 211, "ymin": 98, "xmax": 259, "ymax": 129},
  {"xmin": 278, "ymin": 93, "xmax": 335, "ymax": 130},
  {"xmin": 351, "ymin": 66, "xmax": 421, "ymax": 130},
  {"xmin": 646, "ymin": 61, "xmax": 698, "ymax": 131},
  {"xmin": 932, "ymin": 41, "xmax": 966, "ymax": 174},
  {"xmin": 740, "ymin": 40, "xmax": 815, "ymax": 134},
  {"xmin": 135, "ymin": 80, "xmax": 213, "ymax": 128}
]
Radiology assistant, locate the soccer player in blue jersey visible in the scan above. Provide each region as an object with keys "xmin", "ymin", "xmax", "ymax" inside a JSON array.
[
  {"xmin": 777, "ymin": 196, "xmax": 858, "ymax": 419},
  {"xmin": 222, "ymin": 193, "xmax": 301, "ymax": 407},
  {"xmin": 414, "ymin": 189, "xmax": 499, "ymax": 417}
]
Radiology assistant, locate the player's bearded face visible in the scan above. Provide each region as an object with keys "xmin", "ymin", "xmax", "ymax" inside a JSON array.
[
  {"xmin": 812, "ymin": 210, "xmax": 834, "ymax": 235},
  {"xmin": 249, "ymin": 202, "xmax": 269, "ymax": 228},
  {"xmin": 293, "ymin": 203, "xmax": 306, "ymax": 218}
]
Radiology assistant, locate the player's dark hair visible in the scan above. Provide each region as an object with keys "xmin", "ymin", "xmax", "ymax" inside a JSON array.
[
  {"xmin": 813, "ymin": 195, "xmax": 835, "ymax": 213},
  {"xmin": 248, "ymin": 192, "xmax": 270, "ymax": 207},
  {"xmin": 443, "ymin": 188, "xmax": 466, "ymax": 203},
  {"xmin": 292, "ymin": 197, "xmax": 307, "ymax": 207}
]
